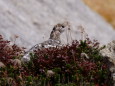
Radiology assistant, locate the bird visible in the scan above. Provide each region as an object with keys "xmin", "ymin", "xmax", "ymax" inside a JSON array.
[{"xmin": 22, "ymin": 22, "xmax": 71, "ymax": 62}]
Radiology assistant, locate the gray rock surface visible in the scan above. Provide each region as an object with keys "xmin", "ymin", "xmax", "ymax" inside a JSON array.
[
  {"xmin": 100, "ymin": 40, "xmax": 115, "ymax": 85},
  {"xmin": 100, "ymin": 41, "xmax": 115, "ymax": 64},
  {"xmin": 0, "ymin": 0, "xmax": 115, "ymax": 50}
]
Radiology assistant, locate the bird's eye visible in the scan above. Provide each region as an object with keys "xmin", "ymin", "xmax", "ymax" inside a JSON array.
[{"xmin": 62, "ymin": 25, "xmax": 65, "ymax": 28}]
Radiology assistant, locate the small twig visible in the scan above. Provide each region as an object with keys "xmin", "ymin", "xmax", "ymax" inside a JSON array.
[
  {"xmin": 14, "ymin": 35, "xmax": 19, "ymax": 44},
  {"xmin": 78, "ymin": 25, "xmax": 87, "ymax": 41},
  {"xmin": 66, "ymin": 27, "xmax": 69, "ymax": 44}
]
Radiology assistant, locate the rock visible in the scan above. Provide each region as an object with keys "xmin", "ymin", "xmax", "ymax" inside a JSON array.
[
  {"xmin": 0, "ymin": 62, "xmax": 5, "ymax": 68},
  {"xmin": 100, "ymin": 40, "xmax": 115, "ymax": 85},
  {"xmin": 100, "ymin": 40, "xmax": 115, "ymax": 64},
  {"xmin": 0, "ymin": 0, "xmax": 115, "ymax": 50},
  {"xmin": 47, "ymin": 70, "xmax": 55, "ymax": 77}
]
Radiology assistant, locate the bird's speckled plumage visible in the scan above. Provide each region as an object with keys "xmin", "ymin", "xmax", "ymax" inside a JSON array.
[{"xmin": 22, "ymin": 22, "xmax": 70, "ymax": 62}]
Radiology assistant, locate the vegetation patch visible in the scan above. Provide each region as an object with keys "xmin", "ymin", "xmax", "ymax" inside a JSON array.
[{"xmin": 0, "ymin": 35, "xmax": 112, "ymax": 86}]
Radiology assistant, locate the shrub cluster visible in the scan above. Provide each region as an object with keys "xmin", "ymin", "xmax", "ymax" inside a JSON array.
[
  {"xmin": 24, "ymin": 38, "xmax": 112, "ymax": 86},
  {"xmin": 0, "ymin": 35, "xmax": 112, "ymax": 86},
  {"xmin": 0, "ymin": 35, "xmax": 24, "ymax": 85}
]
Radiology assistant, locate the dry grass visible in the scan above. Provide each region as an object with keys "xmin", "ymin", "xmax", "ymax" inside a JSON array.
[{"xmin": 83, "ymin": 0, "xmax": 115, "ymax": 29}]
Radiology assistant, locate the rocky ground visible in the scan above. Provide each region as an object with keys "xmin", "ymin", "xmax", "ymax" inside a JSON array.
[{"xmin": 100, "ymin": 41, "xmax": 115, "ymax": 85}]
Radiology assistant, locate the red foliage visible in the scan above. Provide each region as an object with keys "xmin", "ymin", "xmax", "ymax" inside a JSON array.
[{"xmin": 0, "ymin": 35, "xmax": 24, "ymax": 64}]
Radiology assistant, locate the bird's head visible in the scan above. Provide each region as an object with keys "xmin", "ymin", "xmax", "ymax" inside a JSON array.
[{"xmin": 53, "ymin": 21, "xmax": 70, "ymax": 33}]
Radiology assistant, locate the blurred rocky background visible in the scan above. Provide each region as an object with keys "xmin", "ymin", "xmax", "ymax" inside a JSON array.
[
  {"xmin": 83, "ymin": 0, "xmax": 115, "ymax": 29},
  {"xmin": 0, "ymin": 0, "xmax": 115, "ymax": 49}
]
